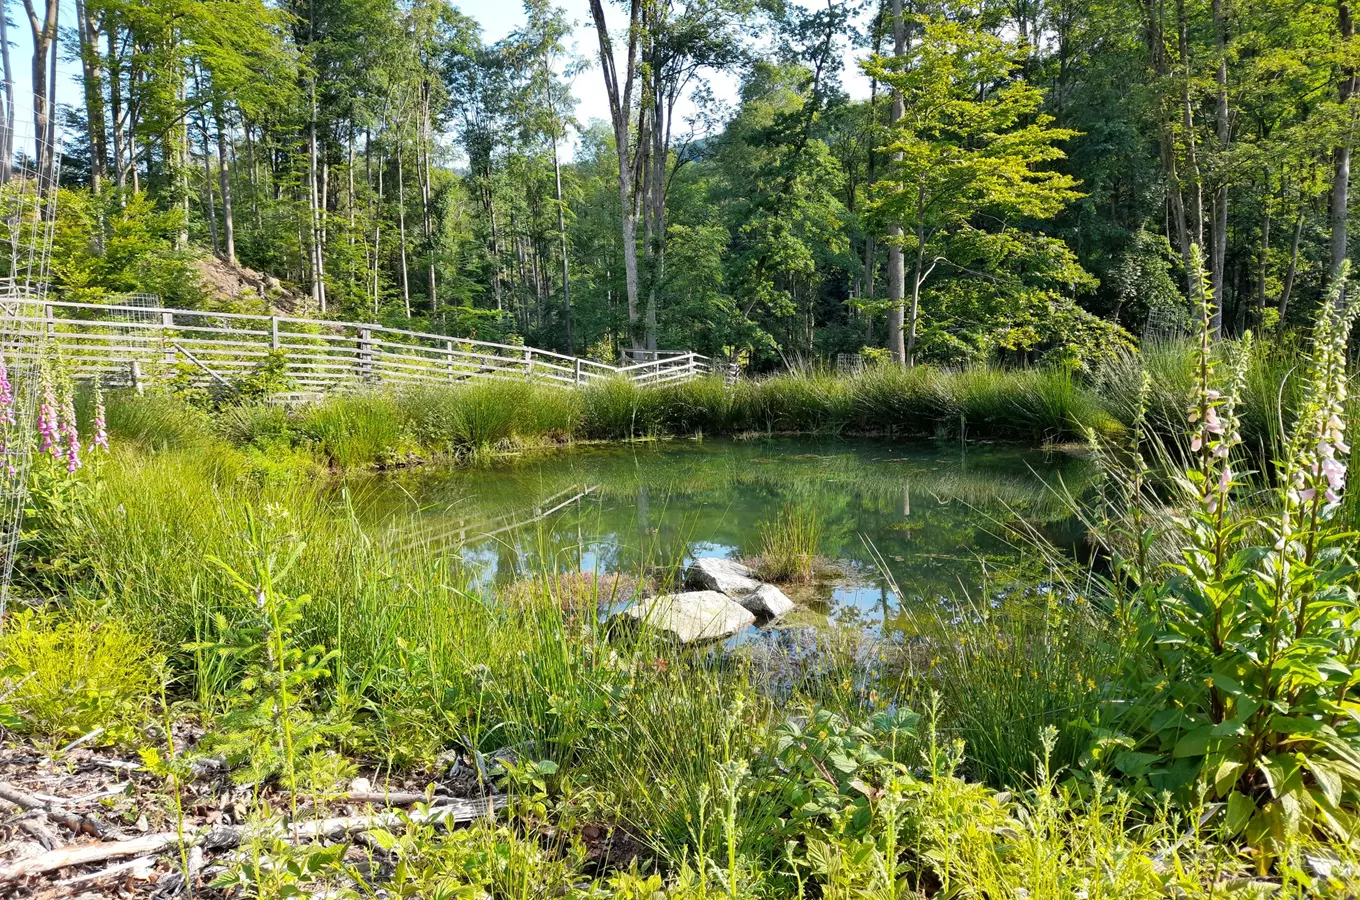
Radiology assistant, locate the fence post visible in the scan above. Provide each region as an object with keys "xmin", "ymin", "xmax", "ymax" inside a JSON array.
[
  {"xmin": 162, "ymin": 311, "xmax": 176, "ymax": 364},
  {"xmin": 270, "ymin": 316, "xmax": 280, "ymax": 350},
  {"xmin": 445, "ymin": 340, "xmax": 455, "ymax": 383},
  {"xmin": 525, "ymin": 349, "xmax": 534, "ymax": 381},
  {"xmin": 129, "ymin": 360, "xmax": 143, "ymax": 395},
  {"xmin": 574, "ymin": 358, "xmax": 582, "ymax": 387},
  {"xmin": 358, "ymin": 327, "xmax": 374, "ymax": 382}
]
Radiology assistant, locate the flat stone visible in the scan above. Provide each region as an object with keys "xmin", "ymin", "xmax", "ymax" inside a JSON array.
[
  {"xmin": 740, "ymin": 583, "xmax": 795, "ymax": 619},
  {"xmin": 618, "ymin": 590, "xmax": 756, "ymax": 643},
  {"xmin": 686, "ymin": 557, "xmax": 761, "ymax": 597}
]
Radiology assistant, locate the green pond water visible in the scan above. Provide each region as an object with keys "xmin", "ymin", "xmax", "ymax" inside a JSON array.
[{"xmin": 359, "ymin": 437, "xmax": 1095, "ymax": 637}]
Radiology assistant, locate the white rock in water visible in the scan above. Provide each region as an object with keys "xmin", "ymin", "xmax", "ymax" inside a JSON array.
[
  {"xmin": 741, "ymin": 583, "xmax": 794, "ymax": 619},
  {"xmin": 687, "ymin": 557, "xmax": 761, "ymax": 596},
  {"xmin": 620, "ymin": 590, "xmax": 756, "ymax": 643}
]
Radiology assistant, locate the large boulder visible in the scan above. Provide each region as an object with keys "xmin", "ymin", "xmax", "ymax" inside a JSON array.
[
  {"xmin": 686, "ymin": 557, "xmax": 762, "ymax": 597},
  {"xmin": 739, "ymin": 583, "xmax": 794, "ymax": 620},
  {"xmin": 617, "ymin": 590, "xmax": 755, "ymax": 644}
]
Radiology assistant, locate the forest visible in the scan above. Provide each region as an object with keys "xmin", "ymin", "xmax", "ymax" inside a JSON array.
[{"xmin": 11, "ymin": 0, "xmax": 1352, "ymax": 368}]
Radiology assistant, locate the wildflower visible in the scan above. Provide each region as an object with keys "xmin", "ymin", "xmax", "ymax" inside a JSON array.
[
  {"xmin": 61, "ymin": 390, "xmax": 80, "ymax": 473},
  {"xmin": 37, "ymin": 369, "xmax": 59, "ymax": 458},
  {"xmin": 0, "ymin": 354, "xmax": 14, "ymax": 428},
  {"xmin": 91, "ymin": 382, "xmax": 108, "ymax": 452}
]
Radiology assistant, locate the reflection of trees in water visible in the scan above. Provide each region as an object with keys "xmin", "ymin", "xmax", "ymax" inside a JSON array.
[{"xmin": 344, "ymin": 438, "xmax": 1095, "ymax": 602}]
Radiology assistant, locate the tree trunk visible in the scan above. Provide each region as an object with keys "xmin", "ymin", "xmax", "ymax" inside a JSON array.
[
  {"xmin": 106, "ymin": 24, "xmax": 123, "ymax": 190},
  {"xmin": 419, "ymin": 81, "xmax": 437, "ymax": 312},
  {"xmin": 197, "ymin": 115, "xmax": 219, "ymax": 255},
  {"xmin": 0, "ymin": 0, "xmax": 14, "ymax": 185},
  {"xmin": 1177, "ymin": 0, "xmax": 1206, "ymax": 269},
  {"xmin": 75, "ymin": 0, "xmax": 106, "ymax": 193},
  {"xmin": 22, "ymin": 0, "xmax": 59, "ymax": 186},
  {"xmin": 1209, "ymin": 0, "xmax": 1230, "ymax": 336},
  {"xmin": 1279, "ymin": 209, "xmax": 1304, "ymax": 323},
  {"xmin": 1332, "ymin": 0, "xmax": 1357, "ymax": 289},
  {"xmin": 887, "ymin": 0, "xmax": 908, "ymax": 365},
  {"xmin": 396, "ymin": 139, "xmax": 411, "ymax": 317},
  {"xmin": 589, "ymin": 0, "xmax": 646, "ymax": 351},
  {"xmin": 1257, "ymin": 192, "xmax": 1270, "ymax": 326},
  {"xmin": 215, "ymin": 101, "xmax": 235, "ymax": 265},
  {"xmin": 373, "ymin": 149, "xmax": 384, "ymax": 314}
]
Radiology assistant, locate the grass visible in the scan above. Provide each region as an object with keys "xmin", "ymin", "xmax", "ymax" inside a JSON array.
[
  {"xmin": 753, "ymin": 504, "xmax": 821, "ymax": 583},
  {"xmin": 20, "ymin": 344, "xmax": 1360, "ymax": 895},
  {"xmin": 10, "ymin": 437, "xmax": 1359, "ymax": 896},
  {"xmin": 103, "ymin": 362, "xmax": 1133, "ymax": 476}
]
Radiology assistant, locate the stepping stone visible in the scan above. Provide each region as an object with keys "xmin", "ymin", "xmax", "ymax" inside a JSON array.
[
  {"xmin": 740, "ymin": 583, "xmax": 794, "ymax": 620},
  {"xmin": 617, "ymin": 590, "xmax": 755, "ymax": 643},
  {"xmin": 686, "ymin": 557, "xmax": 761, "ymax": 597}
]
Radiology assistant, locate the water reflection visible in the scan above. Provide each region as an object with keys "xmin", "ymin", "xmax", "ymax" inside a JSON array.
[{"xmin": 353, "ymin": 437, "xmax": 1094, "ymax": 634}]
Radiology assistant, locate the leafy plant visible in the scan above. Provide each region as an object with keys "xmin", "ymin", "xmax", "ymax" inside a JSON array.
[
  {"xmin": 0, "ymin": 607, "xmax": 160, "ymax": 743},
  {"xmin": 1089, "ymin": 254, "xmax": 1360, "ymax": 857},
  {"xmin": 188, "ymin": 531, "xmax": 346, "ymax": 792}
]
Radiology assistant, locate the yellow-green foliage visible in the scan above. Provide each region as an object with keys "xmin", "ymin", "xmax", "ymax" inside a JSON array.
[{"xmin": 0, "ymin": 608, "xmax": 161, "ymax": 743}]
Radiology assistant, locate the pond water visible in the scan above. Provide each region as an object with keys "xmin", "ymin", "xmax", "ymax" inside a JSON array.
[{"xmin": 358, "ymin": 437, "xmax": 1095, "ymax": 637}]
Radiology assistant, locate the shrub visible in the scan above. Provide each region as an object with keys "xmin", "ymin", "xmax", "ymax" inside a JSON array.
[{"xmin": 0, "ymin": 607, "xmax": 161, "ymax": 743}]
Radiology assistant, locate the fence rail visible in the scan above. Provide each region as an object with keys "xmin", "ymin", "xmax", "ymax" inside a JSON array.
[{"xmin": 18, "ymin": 299, "xmax": 718, "ymax": 394}]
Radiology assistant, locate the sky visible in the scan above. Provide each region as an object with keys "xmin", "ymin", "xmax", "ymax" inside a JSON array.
[{"xmin": 8, "ymin": 0, "xmax": 876, "ymax": 159}]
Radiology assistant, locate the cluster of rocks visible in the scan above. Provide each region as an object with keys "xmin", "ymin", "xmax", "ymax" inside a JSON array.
[{"xmin": 617, "ymin": 557, "xmax": 796, "ymax": 644}]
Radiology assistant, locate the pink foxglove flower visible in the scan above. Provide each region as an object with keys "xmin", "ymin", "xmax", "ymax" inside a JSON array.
[
  {"xmin": 0, "ymin": 354, "xmax": 14, "ymax": 429},
  {"xmin": 91, "ymin": 382, "xmax": 108, "ymax": 452},
  {"xmin": 61, "ymin": 392, "xmax": 80, "ymax": 473},
  {"xmin": 38, "ymin": 371, "xmax": 59, "ymax": 458}
]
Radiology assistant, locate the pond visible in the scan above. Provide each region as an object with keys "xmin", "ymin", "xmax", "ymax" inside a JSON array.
[{"xmin": 357, "ymin": 437, "xmax": 1095, "ymax": 638}]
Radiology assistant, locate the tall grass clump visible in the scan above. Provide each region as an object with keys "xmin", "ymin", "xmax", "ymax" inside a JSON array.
[
  {"xmin": 753, "ymin": 504, "xmax": 821, "ymax": 583},
  {"xmin": 950, "ymin": 366, "xmax": 1116, "ymax": 442},
  {"xmin": 737, "ymin": 368, "xmax": 849, "ymax": 434},
  {"xmin": 580, "ymin": 376, "xmax": 659, "ymax": 439},
  {"xmin": 648, "ymin": 375, "xmax": 737, "ymax": 435},
  {"xmin": 298, "ymin": 391, "xmax": 410, "ymax": 467},
  {"xmin": 846, "ymin": 364, "xmax": 950, "ymax": 433},
  {"xmin": 397, "ymin": 380, "xmax": 578, "ymax": 456},
  {"xmin": 103, "ymin": 391, "xmax": 214, "ymax": 450},
  {"xmin": 895, "ymin": 587, "xmax": 1118, "ymax": 786}
]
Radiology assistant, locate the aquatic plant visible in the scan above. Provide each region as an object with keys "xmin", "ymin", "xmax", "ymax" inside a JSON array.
[{"xmin": 753, "ymin": 504, "xmax": 821, "ymax": 583}]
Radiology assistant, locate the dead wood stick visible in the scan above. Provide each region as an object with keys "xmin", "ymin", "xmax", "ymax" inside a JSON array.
[
  {"xmin": 0, "ymin": 796, "xmax": 500, "ymax": 883},
  {"xmin": 55, "ymin": 856, "xmax": 155, "ymax": 886},
  {"xmin": 0, "ymin": 782, "xmax": 107, "ymax": 837},
  {"xmin": 342, "ymin": 790, "xmax": 433, "ymax": 806}
]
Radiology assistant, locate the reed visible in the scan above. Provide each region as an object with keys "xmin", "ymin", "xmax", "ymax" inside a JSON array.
[{"xmin": 753, "ymin": 504, "xmax": 821, "ymax": 583}]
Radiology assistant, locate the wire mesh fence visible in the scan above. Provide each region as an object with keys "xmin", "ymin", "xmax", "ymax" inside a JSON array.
[{"xmin": 0, "ymin": 111, "xmax": 62, "ymax": 621}]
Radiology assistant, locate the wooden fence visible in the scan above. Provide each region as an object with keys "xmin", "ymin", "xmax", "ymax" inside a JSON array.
[{"xmin": 17, "ymin": 299, "xmax": 717, "ymax": 393}]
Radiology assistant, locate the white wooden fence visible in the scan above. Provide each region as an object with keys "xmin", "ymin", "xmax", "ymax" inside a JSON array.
[{"xmin": 19, "ymin": 299, "xmax": 717, "ymax": 393}]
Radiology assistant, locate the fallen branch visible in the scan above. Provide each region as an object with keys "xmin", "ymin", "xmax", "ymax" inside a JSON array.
[
  {"xmin": 55, "ymin": 855, "xmax": 156, "ymax": 887},
  {"xmin": 343, "ymin": 790, "xmax": 432, "ymax": 806},
  {"xmin": 0, "ymin": 795, "xmax": 500, "ymax": 883},
  {"xmin": 0, "ymin": 781, "xmax": 107, "ymax": 837}
]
